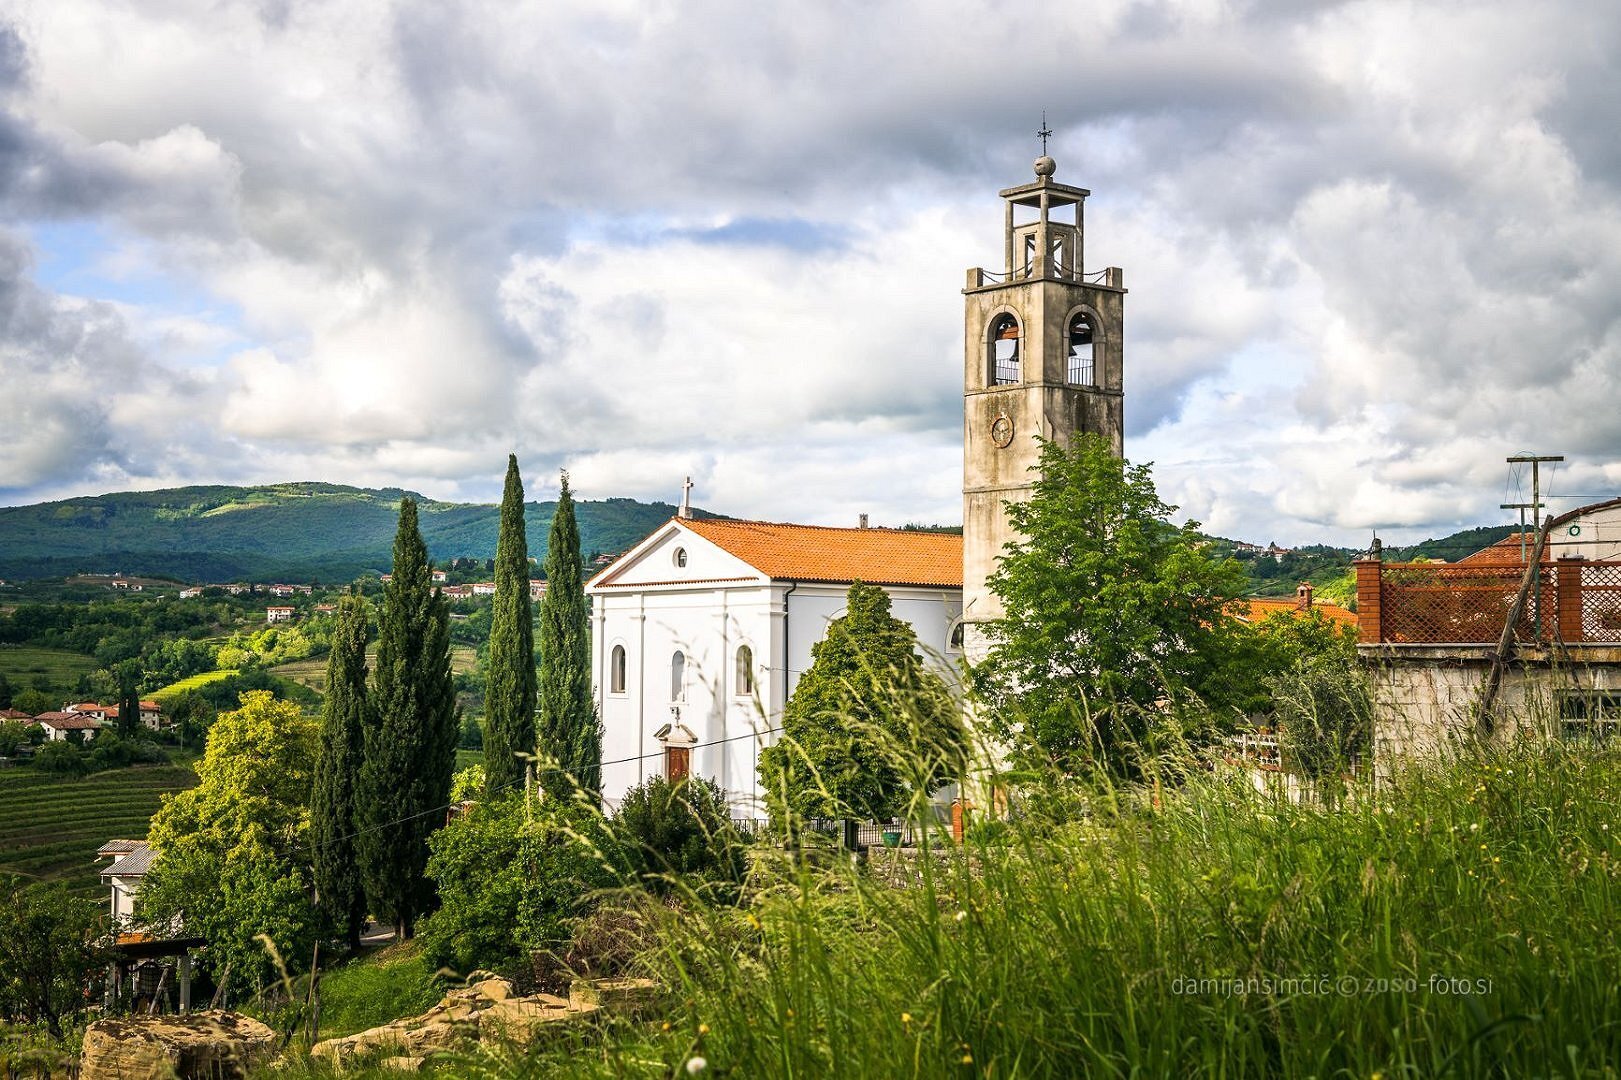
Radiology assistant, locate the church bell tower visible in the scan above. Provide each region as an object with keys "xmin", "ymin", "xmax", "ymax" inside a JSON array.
[{"xmin": 962, "ymin": 154, "xmax": 1125, "ymax": 658}]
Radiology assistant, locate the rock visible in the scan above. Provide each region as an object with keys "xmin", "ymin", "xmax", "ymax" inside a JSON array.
[
  {"xmin": 380, "ymin": 1057, "xmax": 425, "ymax": 1072},
  {"xmin": 478, "ymin": 996, "xmax": 597, "ymax": 1043},
  {"xmin": 80, "ymin": 1011, "xmax": 276, "ymax": 1080},
  {"xmin": 569, "ymin": 977, "xmax": 661, "ymax": 1016}
]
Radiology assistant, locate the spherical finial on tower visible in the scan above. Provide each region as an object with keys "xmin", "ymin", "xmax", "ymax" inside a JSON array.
[{"xmin": 1033, "ymin": 155, "xmax": 1056, "ymax": 178}]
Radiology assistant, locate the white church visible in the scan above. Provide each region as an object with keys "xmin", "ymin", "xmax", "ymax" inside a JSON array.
[{"xmin": 587, "ymin": 153, "xmax": 1127, "ymax": 812}]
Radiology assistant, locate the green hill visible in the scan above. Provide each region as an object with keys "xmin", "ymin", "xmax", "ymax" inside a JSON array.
[{"xmin": 0, "ymin": 483, "xmax": 709, "ymax": 583}]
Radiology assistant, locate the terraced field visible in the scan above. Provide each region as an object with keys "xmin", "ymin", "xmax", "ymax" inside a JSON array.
[
  {"xmin": 0, "ymin": 763, "xmax": 198, "ymax": 897},
  {"xmin": 272, "ymin": 644, "xmax": 479, "ymax": 695},
  {"xmin": 0, "ymin": 644, "xmax": 100, "ymax": 687}
]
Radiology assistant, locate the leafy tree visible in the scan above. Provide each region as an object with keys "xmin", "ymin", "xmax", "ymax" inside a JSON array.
[
  {"xmin": 0, "ymin": 720, "xmax": 36, "ymax": 757},
  {"xmin": 536, "ymin": 473, "xmax": 601, "ymax": 799},
  {"xmin": 0, "ymin": 671, "xmax": 11, "ymax": 708},
  {"xmin": 32, "ymin": 740, "xmax": 86, "ymax": 775},
  {"xmin": 358, "ymin": 498, "xmax": 456, "ymax": 940},
  {"xmin": 760, "ymin": 581, "xmax": 965, "ymax": 822},
  {"xmin": 312, "ymin": 594, "xmax": 371, "ymax": 948},
  {"xmin": 420, "ymin": 794, "xmax": 614, "ymax": 975},
  {"xmin": 974, "ymin": 435, "xmax": 1250, "ymax": 778},
  {"xmin": 139, "ymin": 691, "xmax": 321, "ymax": 989},
  {"xmin": 10, "ymin": 687, "xmax": 53, "ymax": 717},
  {"xmin": 613, "ymin": 775, "xmax": 746, "ymax": 899},
  {"xmin": 484, "ymin": 455, "xmax": 537, "ymax": 798},
  {"xmin": 0, "ymin": 881, "xmax": 110, "ymax": 1036}
]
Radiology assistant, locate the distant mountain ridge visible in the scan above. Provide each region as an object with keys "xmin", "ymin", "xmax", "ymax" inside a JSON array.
[{"xmin": 0, "ymin": 482, "xmax": 715, "ymax": 583}]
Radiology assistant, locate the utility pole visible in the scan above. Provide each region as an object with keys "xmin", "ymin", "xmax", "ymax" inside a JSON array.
[
  {"xmin": 1506, "ymin": 453, "xmax": 1563, "ymax": 635},
  {"xmin": 1499, "ymin": 502, "xmax": 1536, "ymax": 564}
]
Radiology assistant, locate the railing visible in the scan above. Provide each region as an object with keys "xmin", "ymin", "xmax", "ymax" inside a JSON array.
[
  {"xmin": 1355, "ymin": 558, "xmax": 1621, "ymax": 645},
  {"xmin": 966, "ymin": 265, "xmax": 1124, "ymax": 289}
]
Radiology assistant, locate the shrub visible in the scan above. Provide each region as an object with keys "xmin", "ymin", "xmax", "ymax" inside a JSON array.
[
  {"xmin": 421, "ymin": 793, "xmax": 616, "ymax": 978},
  {"xmin": 30, "ymin": 741, "xmax": 85, "ymax": 776},
  {"xmin": 614, "ymin": 776, "xmax": 746, "ymax": 901}
]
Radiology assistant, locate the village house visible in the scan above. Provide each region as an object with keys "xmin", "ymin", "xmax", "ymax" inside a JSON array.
[
  {"xmin": 178, "ymin": 587, "xmax": 203, "ymax": 599},
  {"xmin": 99, "ymin": 840, "xmax": 155, "ymax": 926},
  {"xmin": 266, "ymin": 605, "xmax": 295, "ymax": 624},
  {"xmin": 35, "ymin": 711, "xmax": 102, "ymax": 741},
  {"xmin": 441, "ymin": 584, "xmax": 473, "ymax": 600},
  {"xmin": 65, "ymin": 700, "xmax": 164, "ymax": 729},
  {"xmin": 432, "ymin": 569, "xmax": 448, "ymax": 583},
  {"xmin": 530, "ymin": 579, "xmax": 547, "ymax": 600},
  {"xmin": 1356, "ymin": 497, "xmax": 1621, "ymax": 759},
  {"xmin": 1234, "ymin": 582, "xmax": 1356, "ymax": 628},
  {"xmin": 471, "ymin": 581, "xmax": 497, "ymax": 596}
]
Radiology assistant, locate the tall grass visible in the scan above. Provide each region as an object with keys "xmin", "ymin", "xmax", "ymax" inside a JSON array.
[{"xmin": 553, "ymin": 739, "xmax": 1621, "ymax": 1077}]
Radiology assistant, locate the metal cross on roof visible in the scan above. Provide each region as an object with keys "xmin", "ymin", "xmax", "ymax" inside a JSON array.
[{"xmin": 1037, "ymin": 111, "xmax": 1052, "ymax": 155}]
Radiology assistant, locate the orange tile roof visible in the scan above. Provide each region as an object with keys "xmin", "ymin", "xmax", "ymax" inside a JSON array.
[
  {"xmin": 678, "ymin": 518, "xmax": 963, "ymax": 588},
  {"xmin": 1456, "ymin": 533, "xmax": 1550, "ymax": 565},
  {"xmin": 1235, "ymin": 598, "xmax": 1357, "ymax": 628}
]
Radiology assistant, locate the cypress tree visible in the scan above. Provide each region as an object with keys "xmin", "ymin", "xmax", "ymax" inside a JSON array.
[
  {"xmin": 536, "ymin": 472, "xmax": 601, "ymax": 799},
  {"xmin": 312, "ymin": 593, "xmax": 370, "ymax": 947},
  {"xmin": 116, "ymin": 662, "xmax": 141, "ymax": 739},
  {"xmin": 483, "ymin": 455, "xmax": 537, "ymax": 799},
  {"xmin": 358, "ymin": 499, "xmax": 456, "ymax": 940}
]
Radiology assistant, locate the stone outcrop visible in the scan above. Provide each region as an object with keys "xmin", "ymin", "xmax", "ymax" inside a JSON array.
[
  {"xmin": 80, "ymin": 1011, "xmax": 276, "ymax": 1080},
  {"xmin": 312, "ymin": 975, "xmax": 647, "ymax": 1069}
]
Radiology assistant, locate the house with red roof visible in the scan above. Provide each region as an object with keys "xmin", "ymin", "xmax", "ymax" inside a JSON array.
[{"xmin": 587, "ymin": 511, "xmax": 964, "ymax": 811}]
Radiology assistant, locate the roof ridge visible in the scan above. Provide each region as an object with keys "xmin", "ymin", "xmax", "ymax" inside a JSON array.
[{"xmin": 684, "ymin": 517, "xmax": 958, "ymax": 537}]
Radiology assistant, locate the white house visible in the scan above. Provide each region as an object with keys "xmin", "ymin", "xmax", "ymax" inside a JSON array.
[
  {"xmin": 99, "ymin": 840, "xmax": 156, "ymax": 926},
  {"xmin": 266, "ymin": 606, "xmax": 295, "ymax": 624},
  {"xmin": 587, "ymin": 515, "xmax": 963, "ymax": 813},
  {"xmin": 36, "ymin": 712, "xmax": 102, "ymax": 741}
]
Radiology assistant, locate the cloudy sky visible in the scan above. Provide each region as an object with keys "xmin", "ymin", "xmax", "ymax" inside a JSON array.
[{"xmin": 2, "ymin": 0, "xmax": 1618, "ymax": 545}]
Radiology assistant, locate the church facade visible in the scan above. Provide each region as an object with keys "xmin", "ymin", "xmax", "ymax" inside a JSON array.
[
  {"xmin": 586, "ymin": 153, "xmax": 1125, "ymax": 812},
  {"xmin": 587, "ymin": 515, "xmax": 963, "ymax": 811}
]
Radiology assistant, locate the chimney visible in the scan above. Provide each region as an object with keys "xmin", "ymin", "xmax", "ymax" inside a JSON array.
[
  {"xmin": 859, "ymin": 513, "xmax": 869, "ymax": 529},
  {"xmin": 1296, "ymin": 582, "xmax": 1314, "ymax": 610}
]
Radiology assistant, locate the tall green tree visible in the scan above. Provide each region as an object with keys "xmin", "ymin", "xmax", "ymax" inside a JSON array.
[
  {"xmin": 358, "ymin": 499, "xmax": 457, "ymax": 940},
  {"xmin": 115, "ymin": 659, "xmax": 141, "ymax": 738},
  {"xmin": 139, "ymin": 691, "xmax": 321, "ymax": 989},
  {"xmin": 311, "ymin": 593, "xmax": 371, "ymax": 948},
  {"xmin": 975, "ymin": 434, "xmax": 1250, "ymax": 777},
  {"xmin": 484, "ymin": 455, "xmax": 537, "ymax": 798},
  {"xmin": 536, "ymin": 473, "xmax": 601, "ymax": 799},
  {"xmin": 760, "ymin": 581, "xmax": 965, "ymax": 822}
]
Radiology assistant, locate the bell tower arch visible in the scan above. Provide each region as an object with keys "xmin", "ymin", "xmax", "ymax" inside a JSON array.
[{"xmin": 961, "ymin": 155, "xmax": 1126, "ymax": 658}]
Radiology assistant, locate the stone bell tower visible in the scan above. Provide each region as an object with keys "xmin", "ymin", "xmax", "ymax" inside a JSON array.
[{"xmin": 961, "ymin": 154, "xmax": 1125, "ymax": 659}]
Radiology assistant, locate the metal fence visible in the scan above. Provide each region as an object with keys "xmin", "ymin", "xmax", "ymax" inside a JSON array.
[
  {"xmin": 731, "ymin": 816, "xmax": 929, "ymax": 850},
  {"xmin": 1369, "ymin": 559, "xmax": 1621, "ymax": 645}
]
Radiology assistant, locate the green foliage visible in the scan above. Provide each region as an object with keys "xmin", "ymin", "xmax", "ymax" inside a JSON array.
[
  {"xmin": 613, "ymin": 776, "xmax": 746, "ymax": 900},
  {"xmin": 484, "ymin": 455, "xmax": 537, "ymax": 798},
  {"xmin": 217, "ymin": 625, "xmax": 320, "ymax": 670},
  {"xmin": 313, "ymin": 595, "xmax": 371, "ymax": 947},
  {"xmin": 304, "ymin": 942, "xmax": 441, "ymax": 1040},
  {"xmin": 140, "ymin": 691, "xmax": 321, "ymax": 989},
  {"xmin": 11, "ymin": 687, "xmax": 54, "ymax": 716},
  {"xmin": 359, "ymin": 499, "xmax": 456, "ymax": 939},
  {"xmin": 976, "ymin": 435, "xmax": 1250, "ymax": 777},
  {"xmin": 760, "ymin": 581, "xmax": 965, "ymax": 822},
  {"xmin": 30, "ymin": 741, "xmax": 86, "ymax": 776},
  {"xmin": 536, "ymin": 474, "xmax": 601, "ymax": 800},
  {"xmin": 116, "ymin": 660, "xmax": 140, "ymax": 738},
  {"xmin": 85, "ymin": 730, "xmax": 169, "ymax": 771},
  {"xmin": 0, "ymin": 880, "xmax": 110, "ymax": 1036},
  {"xmin": 0, "ymin": 720, "xmax": 37, "ymax": 757},
  {"xmin": 420, "ymin": 794, "xmax": 615, "ymax": 976}
]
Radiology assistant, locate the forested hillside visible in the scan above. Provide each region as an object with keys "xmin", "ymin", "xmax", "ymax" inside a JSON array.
[{"xmin": 0, "ymin": 484, "xmax": 712, "ymax": 582}]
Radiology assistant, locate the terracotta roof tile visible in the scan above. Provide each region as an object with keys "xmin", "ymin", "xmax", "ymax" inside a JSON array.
[
  {"xmin": 1456, "ymin": 533, "xmax": 1550, "ymax": 565},
  {"xmin": 1236, "ymin": 598, "xmax": 1357, "ymax": 627},
  {"xmin": 680, "ymin": 518, "xmax": 963, "ymax": 588}
]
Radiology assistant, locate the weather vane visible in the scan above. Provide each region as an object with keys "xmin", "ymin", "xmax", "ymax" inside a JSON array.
[{"xmin": 1037, "ymin": 110, "xmax": 1052, "ymax": 155}]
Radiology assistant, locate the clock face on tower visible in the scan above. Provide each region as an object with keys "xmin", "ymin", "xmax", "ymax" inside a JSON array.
[{"xmin": 990, "ymin": 414, "xmax": 1014, "ymax": 449}]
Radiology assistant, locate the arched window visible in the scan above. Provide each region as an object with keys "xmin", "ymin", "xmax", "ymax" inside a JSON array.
[
  {"xmin": 670, "ymin": 650, "xmax": 686, "ymax": 701},
  {"xmin": 735, "ymin": 644, "xmax": 754, "ymax": 697},
  {"xmin": 609, "ymin": 644, "xmax": 627, "ymax": 694},
  {"xmin": 948, "ymin": 621, "xmax": 966, "ymax": 652},
  {"xmin": 1067, "ymin": 313, "xmax": 1095, "ymax": 386},
  {"xmin": 990, "ymin": 314, "xmax": 1021, "ymax": 386},
  {"xmin": 672, "ymin": 547, "xmax": 688, "ymax": 568}
]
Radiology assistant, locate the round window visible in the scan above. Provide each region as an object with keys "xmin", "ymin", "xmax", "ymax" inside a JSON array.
[{"xmin": 673, "ymin": 547, "xmax": 688, "ymax": 568}]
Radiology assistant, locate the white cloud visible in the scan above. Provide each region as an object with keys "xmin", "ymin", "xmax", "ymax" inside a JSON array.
[{"xmin": 0, "ymin": 0, "xmax": 1618, "ymax": 549}]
